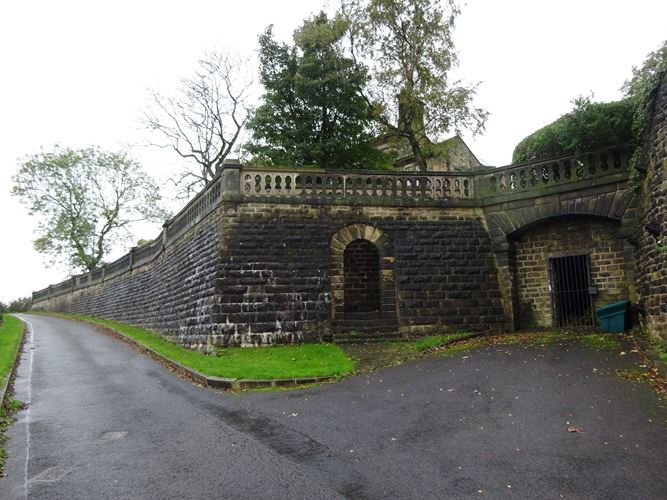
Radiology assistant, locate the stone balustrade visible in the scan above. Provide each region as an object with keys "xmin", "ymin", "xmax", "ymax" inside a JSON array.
[
  {"xmin": 240, "ymin": 168, "xmax": 474, "ymax": 201},
  {"xmin": 476, "ymin": 146, "xmax": 629, "ymax": 199}
]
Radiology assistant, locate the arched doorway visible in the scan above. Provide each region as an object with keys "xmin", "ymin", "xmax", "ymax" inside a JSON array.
[
  {"xmin": 330, "ymin": 224, "xmax": 398, "ymax": 338},
  {"xmin": 343, "ymin": 239, "xmax": 381, "ymax": 313}
]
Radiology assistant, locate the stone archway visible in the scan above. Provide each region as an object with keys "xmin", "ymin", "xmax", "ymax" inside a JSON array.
[
  {"xmin": 330, "ymin": 224, "xmax": 397, "ymax": 333},
  {"xmin": 509, "ymin": 215, "xmax": 630, "ymax": 329}
]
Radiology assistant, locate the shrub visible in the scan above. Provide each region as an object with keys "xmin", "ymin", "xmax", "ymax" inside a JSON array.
[{"xmin": 512, "ymin": 97, "xmax": 635, "ymax": 164}]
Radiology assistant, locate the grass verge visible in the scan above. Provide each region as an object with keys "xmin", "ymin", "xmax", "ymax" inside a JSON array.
[
  {"xmin": 37, "ymin": 313, "xmax": 354, "ymax": 380},
  {"xmin": 0, "ymin": 315, "xmax": 25, "ymax": 386},
  {"xmin": 0, "ymin": 314, "xmax": 26, "ymax": 474}
]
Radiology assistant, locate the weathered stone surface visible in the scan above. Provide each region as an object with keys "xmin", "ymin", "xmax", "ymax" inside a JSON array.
[
  {"xmin": 636, "ymin": 74, "xmax": 667, "ymax": 342},
  {"xmin": 34, "ymin": 207, "xmax": 224, "ymax": 350}
]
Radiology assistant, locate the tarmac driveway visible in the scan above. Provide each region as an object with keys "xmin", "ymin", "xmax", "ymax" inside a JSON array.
[{"xmin": 1, "ymin": 314, "xmax": 666, "ymax": 499}]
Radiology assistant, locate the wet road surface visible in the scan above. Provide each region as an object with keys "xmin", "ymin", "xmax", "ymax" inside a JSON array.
[{"xmin": 1, "ymin": 314, "xmax": 666, "ymax": 499}]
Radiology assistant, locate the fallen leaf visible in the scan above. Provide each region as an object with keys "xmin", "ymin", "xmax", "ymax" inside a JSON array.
[{"xmin": 568, "ymin": 427, "xmax": 584, "ymax": 433}]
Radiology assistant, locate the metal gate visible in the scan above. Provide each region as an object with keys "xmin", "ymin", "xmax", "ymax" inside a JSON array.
[{"xmin": 548, "ymin": 255, "xmax": 596, "ymax": 328}]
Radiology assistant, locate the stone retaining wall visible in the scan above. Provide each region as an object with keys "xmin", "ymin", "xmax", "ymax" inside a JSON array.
[
  {"xmin": 637, "ymin": 74, "xmax": 667, "ymax": 342},
  {"xmin": 33, "ymin": 207, "xmax": 224, "ymax": 350},
  {"xmin": 209, "ymin": 203, "xmax": 506, "ymax": 346}
]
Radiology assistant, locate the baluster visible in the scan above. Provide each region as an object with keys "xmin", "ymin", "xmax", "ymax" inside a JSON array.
[
  {"xmin": 563, "ymin": 160, "xmax": 572, "ymax": 179},
  {"xmin": 600, "ymin": 152, "xmax": 609, "ymax": 172},
  {"xmin": 530, "ymin": 167, "xmax": 538, "ymax": 187},
  {"xmin": 587, "ymin": 153, "xmax": 597, "ymax": 175},
  {"xmin": 387, "ymin": 177, "xmax": 399, "ymax": 198},
  {"xmin": 613, "ymin": 149, "xmax": 622, "ymax": 169}
]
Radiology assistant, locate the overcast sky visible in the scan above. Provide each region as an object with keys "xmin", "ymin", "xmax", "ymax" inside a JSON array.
[{"xmin": 1, "ymin": 0, "xmax": 665, "ymax": 302}]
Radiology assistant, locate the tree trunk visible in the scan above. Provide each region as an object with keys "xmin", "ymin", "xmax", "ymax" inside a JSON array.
[{"xmin": 408, "ymin": 134, "xmax": 428, "ymax": 172}]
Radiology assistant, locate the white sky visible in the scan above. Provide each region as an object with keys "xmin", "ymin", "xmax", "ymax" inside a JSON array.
[{"xmin": 0, "ymin": 0, "xmax": 665, "ymax": 302}]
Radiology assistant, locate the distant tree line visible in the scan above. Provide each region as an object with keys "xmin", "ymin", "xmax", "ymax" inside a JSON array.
[{"xmin": 0, "ymin": 297, "xmax": 31, "ymax": 313}]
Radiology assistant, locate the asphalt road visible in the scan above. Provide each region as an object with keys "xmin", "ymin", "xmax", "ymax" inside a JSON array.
[{"xmin": 1, "ymin": 315, "xmax": 666, "ymax": 499}]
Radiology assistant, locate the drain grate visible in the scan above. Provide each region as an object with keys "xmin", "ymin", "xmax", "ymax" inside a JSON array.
[
  {"xmin": 31, "ymin": 466, "xmax": 71, "ymax": 482},
  {"xmin": 100, "ymin": 430, "xmax": 129, "ymax": 441}
]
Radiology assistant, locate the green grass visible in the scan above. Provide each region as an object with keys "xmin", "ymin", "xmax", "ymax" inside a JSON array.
[
  {"xmin": 38, "ymin": 313, "xmax": 354, "ymax": 380},
  {"xmin": 0, "ymin": 315, "xmax": 25, "ymax": 384},
  {"xmin": 650, "ymin": 339, "xmax": 667, "ymax": 364},
  {"xmin": 0, "ymin": 315, "xmax": 25, "ymax": 474}
]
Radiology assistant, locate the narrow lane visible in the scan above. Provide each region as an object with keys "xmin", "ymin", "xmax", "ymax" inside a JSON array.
[
  {"xmin": 0, "ymin": 315, "xmax": 342, "ymax": 499},
  {"xmin": 1, "ymin": 315, "xmax": 667, "ymax": 499}
]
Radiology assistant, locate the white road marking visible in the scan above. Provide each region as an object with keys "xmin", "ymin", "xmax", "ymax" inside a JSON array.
[{"xmin": 20, "ymin": 316, "xmax": 35, "ymax": 499}]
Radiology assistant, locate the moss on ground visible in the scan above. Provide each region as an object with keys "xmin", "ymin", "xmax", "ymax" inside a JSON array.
[
  {"xmin": 579, "ymin": 333, "xmax": 622, "ymax": 351},
  {"xmin": 342, "ymin": 332, "xmax": 478, "ymax": 373}
]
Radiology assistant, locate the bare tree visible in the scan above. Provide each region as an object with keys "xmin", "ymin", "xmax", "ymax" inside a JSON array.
[{"xmin": 144, "ymin": 49, "xmax": 253, "ymax": 197}]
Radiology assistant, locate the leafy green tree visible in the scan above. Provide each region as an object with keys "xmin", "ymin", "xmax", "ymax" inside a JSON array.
[
  {"xmin": 343, "ymin": 0, "xmax": 488, "ymax": 171},
  {"xmin": 7, "ymin": 297, "xmax": 31, "ymax": 313},
  {"xmin": 12, "ymin": 146, "xmax": 168, "ymax": 272},
  {"xmin": 246, "ymin": 12, "xmax": 390, "ymax": 169}
]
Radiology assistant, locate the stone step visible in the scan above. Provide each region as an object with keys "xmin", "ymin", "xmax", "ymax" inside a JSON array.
[
  {"xmin": 332, "ymin": 324, "xmax": 398, "ymax": 335},
  {"xmin": 333, "ymin": 318, "xmax": 397, "ymax": 328},
  {"xmin": 339, "ymin": 311, "xmax": 384, "ymax": 320},
  {"xmin": 332, "ymin": 333, "xmax": 406, "ymax": 344}
]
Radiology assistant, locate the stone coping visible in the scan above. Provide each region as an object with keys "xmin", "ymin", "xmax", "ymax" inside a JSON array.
[{"xmin": 72, "ymin": 317, "xmax": 335, "ymax": 391}]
